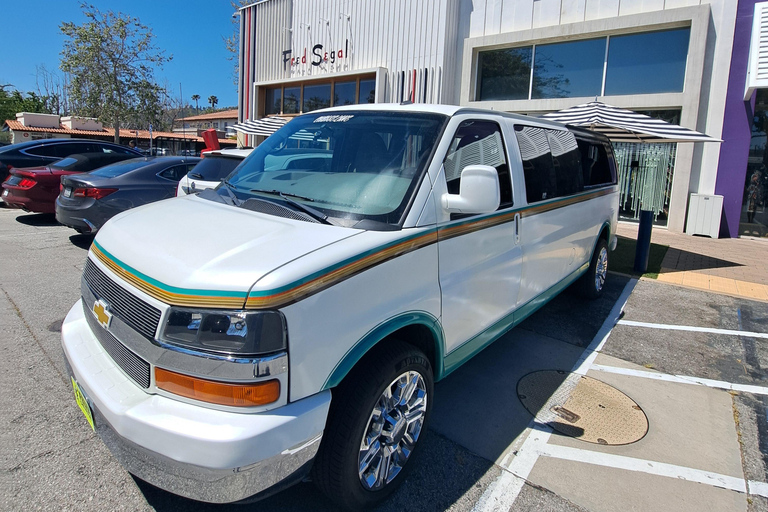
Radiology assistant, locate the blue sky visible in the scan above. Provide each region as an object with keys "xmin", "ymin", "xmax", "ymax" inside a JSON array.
[{"xmin": 1, "ymin": 1, "xmax": 240, "ymax": 108}]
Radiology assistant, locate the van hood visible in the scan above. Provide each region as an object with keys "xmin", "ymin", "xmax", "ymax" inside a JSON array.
[{"xmin": 91, "ymin": 195, "xmax": 360, "ymax": 307}]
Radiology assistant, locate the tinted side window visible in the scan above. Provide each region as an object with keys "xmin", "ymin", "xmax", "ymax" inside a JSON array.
[
  {"xmin": 99, "ymin": 144, "xmax": 136, "ymax": 155},
  {"xmin": 576, "ymin": 137, "xmax": 614, "ymax": 187},
  {"xmin": 158, "ymin": 165, "xmax": 189, "ymax": 181},
  {"xmin": 443, "ymin": 120, "xmax": 512, "ymax": 208},
  {"xmin": 54, "ymin": 142, "xmax": 93, "ymax": 157},
  {"xmin": 547, "ymin": 129, "xmax": 583, "ymax": 197},
  {"xmin": 514, "ymin": 125, "xmax": 556, "ymax": 203},
  {"xmin": 25, "ymin": 144, "xmax": 63, "ymax": 157}
]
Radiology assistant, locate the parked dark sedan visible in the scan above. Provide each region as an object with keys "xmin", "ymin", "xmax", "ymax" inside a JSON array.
[
  {"xmin": 55, "ymin": 156, "xmax": 201, "ymax": 234},
  {"xmin": 0, "ymin": 138, "xmax": 140, "ymax": 185},
  {"xmin": 2, "ymin": 153, "xmax": 140, "ymax": 213}
]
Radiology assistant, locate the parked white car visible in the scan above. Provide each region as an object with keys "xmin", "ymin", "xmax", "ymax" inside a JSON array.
[
  {"xmin": 176, "ymin": 147, "xmax": 253, "ymax": 196},
  {"xmin": 62, "ymin": 104, "xmax": 618, "ymax": 509}
]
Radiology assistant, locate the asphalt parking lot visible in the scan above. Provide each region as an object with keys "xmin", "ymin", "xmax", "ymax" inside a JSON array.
[{"xmin": 1, "ymin": 207, "xmax": 766, "ymax": 512}]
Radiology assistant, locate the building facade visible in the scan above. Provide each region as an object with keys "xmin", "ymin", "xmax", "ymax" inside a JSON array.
[{"xmin": 238, "ymin": 0, "xmax": 767, "ymax": 238}]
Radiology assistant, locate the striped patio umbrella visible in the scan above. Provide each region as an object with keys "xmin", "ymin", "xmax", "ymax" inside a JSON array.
[
  {"xmin": 541, "ymin": 101, "xmax": 720, "ymax": 143},
  {"xmin": 232, "ymin": 116, "xmax": 289, "ymax": 136}
]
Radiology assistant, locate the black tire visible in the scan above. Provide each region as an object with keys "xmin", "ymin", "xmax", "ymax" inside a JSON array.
[
  {"xmin": 312, "ymin": 340, "xmax": 433, "ymax": 510},
  {"xmin": 580, "ymin": 238, "xmax": 609, "ymax": 299}
]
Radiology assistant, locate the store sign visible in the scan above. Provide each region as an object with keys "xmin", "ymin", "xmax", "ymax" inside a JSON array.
[{"xmin": 283, "ymin": 40, "xmax": 350, "ymax": 71}]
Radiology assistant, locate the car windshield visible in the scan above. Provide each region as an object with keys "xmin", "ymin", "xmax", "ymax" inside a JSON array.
[
  {"xmin": 221, "ymin": 111, "xmax": 446, "ymax": 227},
  {"xmin": 90, "ymin": 159, "xmax": 150, "ymax": 178},
  {"xmin": 189, "ymin": 155, "xmax": 244, "ymax": 181}
]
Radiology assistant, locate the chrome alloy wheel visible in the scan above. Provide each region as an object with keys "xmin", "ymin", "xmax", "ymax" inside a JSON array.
[
  {"xmin": 595, "ymin": 246, "xmax": 608, "ymax": 292},
  {"xmin": 358, "ymin": 370, "xmax": 427, "ymax": 490}
]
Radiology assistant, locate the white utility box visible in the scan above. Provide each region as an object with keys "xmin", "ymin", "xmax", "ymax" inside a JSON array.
[{"xmin": 686, "ymin": 193, "xmax": 723, "ymax": 238}]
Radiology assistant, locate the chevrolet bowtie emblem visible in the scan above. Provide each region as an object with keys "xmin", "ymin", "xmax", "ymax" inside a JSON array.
[{"xmin": 92, "ymin": 299, "xmax": 112, "ymax": 329}]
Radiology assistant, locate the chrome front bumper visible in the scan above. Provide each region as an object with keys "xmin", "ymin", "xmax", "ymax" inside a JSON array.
[{"xmin": 61, "ymin": 300, "xmax": 331, "ymax": 503}]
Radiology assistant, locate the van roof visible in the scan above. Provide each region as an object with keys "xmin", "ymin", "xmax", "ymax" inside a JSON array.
[{"xmin": 309, "ymin": 103, "xmax": 574, "ymax": 131}]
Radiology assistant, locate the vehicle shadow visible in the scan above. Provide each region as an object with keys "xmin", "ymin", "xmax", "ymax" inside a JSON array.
[
  {"xmin": 69, "ymin": 233, "xmax": 95, "ymax": 250},
  {"xmin": 134, "ymin": 275, "xmax": 630, "ymax": 511},
  {"xmin": 14, "ymin": 212, "xmax": 59, "ymax": 226},
  {"xmin": 134, "ymin": 426, "xmax": 494, "ymax": 512}
]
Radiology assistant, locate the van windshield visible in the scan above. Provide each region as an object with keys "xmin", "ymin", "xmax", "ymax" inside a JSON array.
[{"xmin": 220, "ymin": 111, "xmax": 446, "ymax": 228}]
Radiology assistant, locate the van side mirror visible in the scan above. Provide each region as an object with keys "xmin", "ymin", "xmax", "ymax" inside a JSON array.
[{"xmin": 442, "ymin": 165, "xmax": 500, "ymax": 214}]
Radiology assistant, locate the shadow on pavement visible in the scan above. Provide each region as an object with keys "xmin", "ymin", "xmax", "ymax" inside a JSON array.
[
  {"xmin": 14, "ymin": 212, "xmax": 59, "ymax": 226},
  {"xmin": 660, "ymin": 247, "xmax": 743, "ymax": 273},
  {"xmin": 430, "ymin": 275, "xmax": 629, "ymax": 464},
  {"xmin": 69, "ymin": 233, "xmax": 95, "ymax": 250},
  {"xmin": 133, "ymin": 429, "xmax": 494, "ymax": 511}
]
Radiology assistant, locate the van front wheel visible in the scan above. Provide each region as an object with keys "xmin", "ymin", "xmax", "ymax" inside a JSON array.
[
  {"xmin": 580, "ymin": 238, "xmax": 609, "ymax": 299},
  {"xmin": 312, "ymin": 341, "xmax": 433, "ymax": 510}
]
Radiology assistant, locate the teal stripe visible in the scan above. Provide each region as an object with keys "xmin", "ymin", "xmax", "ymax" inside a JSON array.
[
  {"xmin": 322, "ymin": 311, "xmax": 445, "ymax": 389},
  {"xmin": 441, "ymin": 262, "xmax": 589, "ymax": 377},
  {"xmin": 93, "ymin": 240, "xmax": 248, "ymax": 299}
]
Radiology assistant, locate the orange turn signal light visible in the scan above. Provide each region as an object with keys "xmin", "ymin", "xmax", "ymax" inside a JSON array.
[{"xmin": 155, "ymin": 368, "xmax": 280, "ymax": 407}]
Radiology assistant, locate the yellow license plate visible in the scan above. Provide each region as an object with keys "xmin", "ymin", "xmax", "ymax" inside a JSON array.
[{"xmin": 71, "ymin": 377, "xmax": 95, "ymax": 431}]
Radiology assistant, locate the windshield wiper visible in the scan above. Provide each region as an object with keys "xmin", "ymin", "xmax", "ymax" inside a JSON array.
[
  {"xmin": 250, "ymin": 189, "xmax": 333, "ymax": 225},
  {"xmin": 188, "ymin": 172, "xmax": 203, "ymax": 179},
  {"xmin": 218, "ymin": 179, "xmax": 241, "ymax": 206}
]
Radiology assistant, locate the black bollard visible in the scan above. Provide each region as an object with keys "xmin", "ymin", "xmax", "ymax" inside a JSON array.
[{"xmin": 634, "ymin": 209, "xmax": 654, "ymax": 273}]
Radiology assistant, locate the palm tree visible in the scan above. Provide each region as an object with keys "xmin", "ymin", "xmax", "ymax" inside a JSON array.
[
  {"xmin": 191, "ymin": 94, "xmax": 200, "ymax": 114},
  {"xmin": 208, "ymin": 95, "xmax": 218, "ymax": 110}
]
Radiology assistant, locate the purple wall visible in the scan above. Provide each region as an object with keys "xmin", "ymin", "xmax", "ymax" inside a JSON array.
[{"xmin": 714, "ymin": 0, "xmax": 758, "ymax": 237}]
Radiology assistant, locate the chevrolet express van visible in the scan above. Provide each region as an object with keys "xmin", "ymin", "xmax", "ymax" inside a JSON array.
[{"xmin": 61, "ymin": 104, "xmax": 618, "ymax": 509}]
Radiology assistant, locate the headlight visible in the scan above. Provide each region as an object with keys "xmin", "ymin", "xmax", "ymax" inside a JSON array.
[{"xmin": 161, "ymin": 308, "xmax": 286, "ymax": 356}]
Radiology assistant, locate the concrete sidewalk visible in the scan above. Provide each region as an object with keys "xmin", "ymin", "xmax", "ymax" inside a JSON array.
[{"xmin": 616, "ymin": 222, "xmax": 768, "ymax": 302}]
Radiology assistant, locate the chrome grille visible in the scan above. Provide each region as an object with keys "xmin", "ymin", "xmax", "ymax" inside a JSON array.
[
  {"xmin": 83, "ymin": 258, "xmax": 161, "ymax": 340},
  {"xmin": 84, "ymin": 303, "xmax": 151, "ymax": 388}
]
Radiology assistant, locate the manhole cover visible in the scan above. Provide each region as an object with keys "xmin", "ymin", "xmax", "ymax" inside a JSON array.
[{"xmin": 517, "ymin": 370, "xmax": 648, "ymax": 445}]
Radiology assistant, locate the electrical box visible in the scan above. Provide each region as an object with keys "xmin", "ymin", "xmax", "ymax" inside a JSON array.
[{"xmin": 686, "ymin": 194, "xmax": 723, "ymax": 238}]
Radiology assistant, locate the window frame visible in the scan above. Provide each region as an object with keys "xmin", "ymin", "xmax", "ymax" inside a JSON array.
[
  {"xmin": 442, "ymin": 118, "xmax": 514, "ymax": 214},
  {"xmin": 475, "ymin": 26, "xmax": 691, "ymax": 101},
  {"xmin": 261, "ymin": 74, "xmax": 376, "ymax": 117}
]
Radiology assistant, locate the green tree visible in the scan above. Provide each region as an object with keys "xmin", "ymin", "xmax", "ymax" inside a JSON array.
[
  {"xmin": 59, "ymin": 3, "xmax": 171, "ymax": 143},
  {"xmin": 0, "ymin": 86, "xmax": 52, "ymax": 143},
  {"xmin": 191, "ymin": 94, "xmax": 200, "ymax": 114},
  {"xmin": 208, "ymin": 95, "xmax": 218, "ymax": 109},
  {"xmin": 0, "ymin": 86, "xmax": 50, "ymax": 123}
]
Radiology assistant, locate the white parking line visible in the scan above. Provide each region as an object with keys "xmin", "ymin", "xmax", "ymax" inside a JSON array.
[
  {"xmin": 617, "ymin": 319, "xmax": 768, "ymax": 339},
  {"xmin": 472, "ymin": 279, "xmax": 638, "ymax": 512},
  {"xmin": 537, "ymin": 444, "xmax": 748, "ymax": 493},
  {"xmin": 590, "ymin": 364, "xmax": 768, "ymax": 396},
  {"xmin": 750, "ymin": 481, "xmax": 768, "ymax": 499}
]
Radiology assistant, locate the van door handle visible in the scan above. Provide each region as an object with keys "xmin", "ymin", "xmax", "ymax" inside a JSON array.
[{"xmin": 514, "ymin": 213, "xmax": 520, "ymax": 244}]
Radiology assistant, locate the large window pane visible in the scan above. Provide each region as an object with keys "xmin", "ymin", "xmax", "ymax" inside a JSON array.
[
  {"xmin": 303, "ymin": 83, "xmax": 331, "ymax": 112},
  {"xmin": 359, "ymin": 79, "xmax": 376, "ymax": 103},
  {"xmin": 265, "ymin": 88, "xmax": 281, "ymax": 115},
  {"xmin": 477, "ymin": 47, "xmax": 532, "ymax": 101},
  {"xmin": 741, "ymin": 88, "xmax": 768, "ymax": 237},
  {"xmin": 605, "ymin": 28, "xmax": 690, "ymax": 95},
  {"xmin": 283, "ymin": 87, "xmax": 300, "ymax": 114},
  {"xmin": 334, "ymin": 81, "xmax": 356, "ymax": 105},
  {"xmin": 532, "ymin": 39, "xmax": 605, "ymax": 99}
]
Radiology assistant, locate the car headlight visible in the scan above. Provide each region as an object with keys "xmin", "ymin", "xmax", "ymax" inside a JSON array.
[{"xmin": 161, "ymin": 308, "xmax": 286, "ymax": 356}]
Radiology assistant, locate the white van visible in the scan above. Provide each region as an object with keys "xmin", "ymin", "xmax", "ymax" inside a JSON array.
[{"xmin": 61, "ymin": 104, "xmax": 618, "ymax": 509}]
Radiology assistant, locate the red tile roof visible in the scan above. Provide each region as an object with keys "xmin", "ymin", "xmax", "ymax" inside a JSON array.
[
  {"xmin": 177, "ymin": 109, "xmax": 239, "ymax": 122},
  {"xmin": 3, "ymin": 119, "xmax": 234, "ymax": 145}
]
